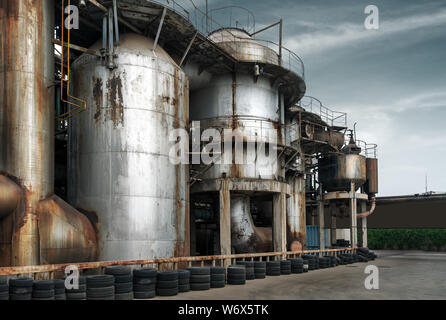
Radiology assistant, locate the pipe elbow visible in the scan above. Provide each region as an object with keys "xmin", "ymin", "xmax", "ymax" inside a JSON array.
[{"xmin": 357, "ymin": 197, "xmax": 376, "ymax": 219}]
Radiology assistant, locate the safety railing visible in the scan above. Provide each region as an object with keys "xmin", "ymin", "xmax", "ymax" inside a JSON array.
[
  {"xmin": 151, "ymin": 0, "xmax": 305, "ymax": 79},
  {"xmin": 298, "ymin": 96, "xmax": 347, "ymax": 128},
  {"xmin": 356, "ymin": 140, "xmax": 378, "ymax": 158},
  {"xmin": 0, "ymin": 248, "xmax": 357, "ymax": 278}
]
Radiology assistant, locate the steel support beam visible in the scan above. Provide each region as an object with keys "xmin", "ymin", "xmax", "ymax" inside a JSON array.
[
  {"xmin": 361, "ymin": 201, "xmax": 368, "ymax": 248},
  {"xmin": 317, "ymin": 186, "xmax": 325, "ymax": 250},
  {"xmin": 153, "ymin": 7, "xmax": 167, "ymax": 52},
  {"xmin": 179, "ymin": 31, "xmax": 198, "ymax": 67},
  {"xmin": 350, "ymin": 182, "xmax": 358, "ymax": 248},
  {"xmin": 219, "ymin": 179, "xmax": 231, "ymax": 267},
  {"xmin": 273, "ymin": 192, "xmax": 287, "ymax": 259}
]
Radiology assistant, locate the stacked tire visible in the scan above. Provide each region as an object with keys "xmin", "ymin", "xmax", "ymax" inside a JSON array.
[
  {"xmin": 210, "ymin": 267, "xmax": 226, "ymax": 288},
  {"xmin": 227, "ymin": 265, "xmax": 246, "ymax": 285},
  {"xmin": 302, "ymin": 259, "xmax": 309, "ymax": 273},
  {"xmin": 86, "ymin": 275, "xmax": 115, "ymax": 300},
  {"xmin": 288, "ymin": 258, "xmax": 304, "ymax": 273},
  {"xmin": 318, "ymin": 257, "xmax": 330, "ymax": 269},
  {"xmin": 323, "ymin": 256, "xmax": 337, "ymax": 267},
  {"xmin": 236, "ymin": 261, "xmax": 255, "ymax": 280},
  {"xmin": 0, "ymin": 277, "xmax": 8, "ymax": 300},
  {"xmin": 156, "ymin": 271, "xmax": 179, "ymax": 296},
  {"xmin": 54, "ymin": 279, "xmax": 66, "ymax": 300},
  {"xmin": 254, "ymin": 261, "xmax": 266, "ymax": 279},
  {"xmin": 266, "ymin": 261, "xmax": 281, "ymax": 276},
  {"xmin": 9, "ymin": 278, "xmax": 33, "ymax": 300},
  {"xmin": 32, "ymin": 280, "xmax": 55, "ymax": 300},
  {"xmin": 133, "ymin": 268, "xmax": 157, "ymax": 299},
  {"xmin": 105, "ymin": 266, "xmax": 133, "ymax": 300},
  {"xmin": 66, "ymin": 276, "xmax": 87, "ymax": 300},
  {"xmin": 187, "ymin": 267, "xmax": 211, "ymax": 291},
  {"xmin": 302, "ymin": 255, "xmax": 317, "ymax": 270},
  {"xmin": 178, "ymin": 270, "xmax": 191, "ymax": 292},
  {"xmin": 280, "ymin": 260, "xmax": 291, "ymax": 275}
]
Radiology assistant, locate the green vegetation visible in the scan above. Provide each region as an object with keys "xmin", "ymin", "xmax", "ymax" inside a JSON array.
[{"xmin": 366, "ymin": 229, "xmax": 446, "ymax": 251}]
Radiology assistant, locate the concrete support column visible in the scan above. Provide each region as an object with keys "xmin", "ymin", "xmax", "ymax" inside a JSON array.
[
  {"xmin": 330, "ymin": 202, "xmax": 337, "ymax": 248},
  {"xmin": 361, "ymin": 201, "xmax": 368, "ymax": 248},
  {"xmin": 350, "ymin": 182, "xmax": 358, "ymax": 248},
  {"xmin": 317, "ymin": 186, "xmax": 325, "ymax": 250},
  {"xmin": 219, "ymin": 180, "xmax": 231, "ymax": 267},
  {"xmin": 273, "ymin": 192, "xmax": 287, "ymax": 259}
]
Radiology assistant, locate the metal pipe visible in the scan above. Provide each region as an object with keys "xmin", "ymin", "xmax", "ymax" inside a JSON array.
[
  {"xmin": 153, "ymin": 7, "xmax": 167, "ymax": 52},
  {"xmin": 357, "ymin": 197, "xmax": 376, "ymax": 218},
  {"xmin": 112, "ymin": 0, "xmax": 120, "ymax": 45},
  {"xmin": 0, "ymin": 176, "xmax": 22, "ymax": 219},
  {"xmin": 180, "ymin": 31, "xmax": 198, "ymax": 67}
]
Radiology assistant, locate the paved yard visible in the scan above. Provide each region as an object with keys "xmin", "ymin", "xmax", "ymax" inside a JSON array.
[{"xmin": 154, "ymin": 250, "xmax": 446, "ymax": 300}]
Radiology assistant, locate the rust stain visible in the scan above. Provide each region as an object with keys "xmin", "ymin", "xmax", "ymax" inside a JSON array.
[
  {"xmin": 92, "ymin": 77, "xmax": 103, "ymax": 124},
  {"xmin": 106, "ymin": 74, "xmax": 124, "ymax": 128}
]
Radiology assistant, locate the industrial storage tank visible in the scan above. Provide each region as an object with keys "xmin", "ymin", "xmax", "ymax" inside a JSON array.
[
  {"xmin": 318, "ymin": 153, "xmax": 366, "ymax": 192},
  {"xmin": 69, "ymin": 34, "xmax": 189, "ymax": 261}
]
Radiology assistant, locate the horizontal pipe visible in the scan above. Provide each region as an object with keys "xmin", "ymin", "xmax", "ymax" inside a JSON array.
[
  {"xmin": 0, "ymin": 248, "xmax": 356, "ymax": 276},
  {"xmin": 0, "ymin": 176, "xmax": 22, "ymax": 219}
]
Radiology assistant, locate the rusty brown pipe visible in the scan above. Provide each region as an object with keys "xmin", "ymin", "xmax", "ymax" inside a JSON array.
[
  {"xmin": 357, "ymin": 197, "xmax": 376, "ymax": 218},
  {"xmin": 0, "ymin": 176, "xmax": 23, "ymax": 219}
]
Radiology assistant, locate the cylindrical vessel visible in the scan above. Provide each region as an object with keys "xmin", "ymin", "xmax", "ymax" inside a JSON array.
[
  {"xmin": 69, "ymin": 34, "xmax": 189, "ymax": 260},
  {"xmin": 0, "ymin": 0, "xmax": 55, "ymax": 266},
  {"xmin": 318, "ymin": 153, "xmax": 366, "ymax": 192},
  {"xmin": 365, "ymin": 158, "xmax": 378, "ymax": 194}
]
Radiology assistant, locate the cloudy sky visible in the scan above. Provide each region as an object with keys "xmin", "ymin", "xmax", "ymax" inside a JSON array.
[{"xmin": 189, "ymin": 0, "xmax": 446, "ymax": 196}]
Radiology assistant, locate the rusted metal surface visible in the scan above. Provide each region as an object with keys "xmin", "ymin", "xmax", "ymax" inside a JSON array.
[
  {"xmin": 286, "ymin": 175, "xmax": 306, "ymax": 250},
  {"xmin": 0, "ymin": 175, "xmax": 22, "ymax": 219},
  {"xmin": 0, "ymin": 248, "xmax": 356, "ymax": 276},
  {"xmin": 318, "ymin": 154, "xmax": 366, "ymax": 192},
  {"xmin": 69, "ymin": 34, "xmax": 188, "ymax": 261},
  {"xmin": 365, "ymin": 158, "xmax": 378, "ymax": 195},
  {"xmin": 0, "ymin": 0, "xmax": 55, "ymax": 266},
  {"xmin": 37, "ymin": 195, "xmax": 97, "ymax": 264}
]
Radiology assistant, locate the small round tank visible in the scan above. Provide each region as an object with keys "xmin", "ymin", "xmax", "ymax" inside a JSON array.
[
  {"xmin": 318, "ymin": 153, "xmax": 366, "ymax": 192},
  {"xmin": 69, "ymin": 34, "xmax": 189, "ymax": 261}
]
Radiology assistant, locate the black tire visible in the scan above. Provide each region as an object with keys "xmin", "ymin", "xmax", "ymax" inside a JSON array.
[
  {"xmin": 63, "ymin": 276, "xmax": 86, "ymax": 288},
  {"xmin": 178, "ymin": 278, "xmax": 189, "ymax": 285},
  {"xmin": 9, "ymin": 287, "xmax": 32, "ymax": 294},
  {"xmin": 211, "ymin": 281, "xmax": 225, "ymax": 288},
  {"xmin": 210, "ymin": 266, "xmax": 226, "ymax": 274},
  {"xmin": 87, "ymin": 295, "xmax": 115, "ymax": 300},
  {"xmin": 65, "ymin": 284, "xmax": 87, "ymax": 293},
  {"xmin": 87, "ymin": 286, "xmax": 115, "ymax": 298},
  {"xmin": 55, "ymin": 294, "xmax": 66, "ymax": 300},
  {"xmin": 105, "ymin": 266, "xmax": 131, "ymax": 276},
  {"xmin": 190, "ymin": 275, "xmax": 211, "ymax": 283},
  {"xmin": 115, "ymin": 282, "xmax": 133, "ymax": 293},
  {"xmin": 178, "ymin": 284, "xmax": 190, "ymax": 293},
  {"xmin": 157, "ymin": 280, "xmax": 178, "ymax": 289},
  {"xmin": 10, "ymin": 293, "xmax": 32, "ymax": 300},
  {"xmin": 186, "ymin": 267, "xmax": 210, "ymax": 275},
  {"xmin": 33, "ymin": 280, "xmax": 55, "ymax": 290},
  {"xmin": 211, "ymin": 274, "xmax": 225, "ymax": 282},
  {"xmin": 227, "ymin": 266, "xmax": 245, "ymax": 275},
  {"xmin": 0, "ymin": 292, "xmax": 9, "ymax": 300},
  {"xmin": 178, "ymin": 270, "xmax": 190, "ymax": 279},
  {"xmin": 66, "ymin": 292, "xmax": 87, "ymax": 300},
  {"xmin": 266, "ymin": 270, "xmax": 280, "ymax": 276},
  {"xmin": 0, "ymin": 283, "xmax": 8, "ymax": 292},
  {"xmin": 134, "ymin": 290, "xmax": 155, "ymax": 299},
  {"xmin": 254, "ymin": 261, "xmax": 266, "ymax": 268},
  {"xmin": 246, "ymin": 273, "xmax": 255, "ymax": 280},
  {"xmin": 157, "ymin": 271, "xmax": 178, "ymax": 281},
  {"xmin": 280, "ymin": 269, "xmax": 291, "ymax": 275},
  {"xmin": 133, "ymin": 268, "xmax": 157, "ymax": 278},
  {"xmin": 266, "ymin": 261, "xmax": 280, "ymax": 267},
  {"xmin": 156, "ymin": 287, "xmax": 178, "ymax": 296},
  {"xmin": 190, "ymin": 282, "xmax": 210, "ymax": 291},
  {"xmin": 254, "ymin": 273, "xmax": 266, "ymax": 279},
  {"xmin": 228, "ymin": 279, "xmax": 245, "ymax": 285},
  {"xmin": 115, "ymin": 292, "xmax": 134, "ymax": 300},
  {"xmin": 114, "ymin": 274, "xmax": 133, "ymax": 283},
  {"xmin": 32, "ymin": 296, "xmax": 56, "ymax": 300},
  {"xmin": 54, "ymin": 279, "xmax": 65, "ymax": 289},
  {"xmin": 228, "ymin": 274, "xmax": 246, "ymax": 281},
  {"xmin": 86, "ymin": 275, "xmax": 115, "ymax": 288},
  {"xmin": 291, "ymin": 268, "xmax": 303, "ymax": 274},
  {"xmin": 133, "ymin": 283, "xmax": 155, "ymax": 292},
  {"xmin": 254, "ymin": 267, "xmax": 266, "ymax": 273},
  {"xmin": 32, "ymin": 289, "xmax": 55, "ymax": 298},
  {"xmin": 133, "ymin": 276, "xmax": 156, "ymax": 285},
  {"xmin": 237, "ymin": 261, "xmax": 254, "ymax": 267},
  {"xmin": 9, "ymin": 278, "xmax": 33, "ymax": 287}
]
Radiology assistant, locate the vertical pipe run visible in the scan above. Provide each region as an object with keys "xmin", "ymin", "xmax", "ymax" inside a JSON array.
[
  {"xmin": 219, "ymin": 180, "xmax": 231, "ymax": 267},
  {"xmin": 350, "ymin": 182, "xmax": 358, "ymax": 248},
  {"xmin": 361, "ymin": 201, "xmax": 368, "ymax": 248},
  {"xmin": 317, "ymin": 186, "xmax": 325, "ymax": 250}
]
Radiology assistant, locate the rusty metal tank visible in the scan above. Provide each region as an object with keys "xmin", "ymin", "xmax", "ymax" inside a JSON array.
[
  {"xmin": 69, "ymin": 34, "xmax": 189, "ymax": 261},
  {"xmin": 364, "ymin": 158, "xmax": 378, "ymax": 194},
  {"xmin": 318, "ymin": 153, "xmax": 366, "ymax": 192}
]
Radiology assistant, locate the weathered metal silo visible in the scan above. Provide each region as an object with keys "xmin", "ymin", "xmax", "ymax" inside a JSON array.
[{"xmin": 69, "ymin": 34, "xmax": 189, "ymax": 261}]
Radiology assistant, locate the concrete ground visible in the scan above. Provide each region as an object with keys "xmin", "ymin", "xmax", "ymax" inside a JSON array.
[{"xmin": 154, "ymin": 250, "xmax": 446, "ymax": 300}]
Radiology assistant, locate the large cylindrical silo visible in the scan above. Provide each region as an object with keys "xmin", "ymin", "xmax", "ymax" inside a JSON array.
[
  {"xmin": 0, "ymin": 0, "xmax": 55, "ymax": 266},
  {"xmin": 69, "ymin": 34, "xmax": 189, "ymax": 261}
]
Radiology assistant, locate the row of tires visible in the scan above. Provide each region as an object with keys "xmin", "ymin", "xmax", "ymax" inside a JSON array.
[{"xmin": 0, "ymin": 251, "xmax": 377, "ymax": 300}]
